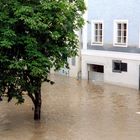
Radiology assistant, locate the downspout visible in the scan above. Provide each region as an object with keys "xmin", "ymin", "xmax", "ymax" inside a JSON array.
[{"xmin": 77, "ymin": 0, "xmax": 88, "ymax": 80}]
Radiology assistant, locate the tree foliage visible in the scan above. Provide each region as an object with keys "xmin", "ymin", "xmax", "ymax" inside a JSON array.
[{"xmin": 0, "ymin": 0, "xmax": 85, "ymax": 119}]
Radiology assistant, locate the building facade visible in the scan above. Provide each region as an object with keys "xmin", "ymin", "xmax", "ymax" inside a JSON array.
[
  {"xmin": 82, "ymin": 0, "xmax": 140, "ymax": 89},
  {"xmin": 55, "ymin": 31, "xmax": 82, "ymax": 78}
]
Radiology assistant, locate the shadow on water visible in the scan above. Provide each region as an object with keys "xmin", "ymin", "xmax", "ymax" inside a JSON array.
[{"xmin": 0, "ymin": 74, "xmax": 140, "ymax": 140}]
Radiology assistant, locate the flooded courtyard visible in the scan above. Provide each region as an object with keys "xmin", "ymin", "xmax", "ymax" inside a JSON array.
[{"xmin": 0, "ymin": 74, "xmax": 140, "ymax": 140}]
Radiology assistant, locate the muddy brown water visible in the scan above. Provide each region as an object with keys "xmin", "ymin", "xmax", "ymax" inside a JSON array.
[{"xmin": 0, "ymin": 74, "xmax": 140, "ymax": 140}]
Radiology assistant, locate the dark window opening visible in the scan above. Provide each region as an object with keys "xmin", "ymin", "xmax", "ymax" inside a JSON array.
[
  {"xmin": 112, "ymin": 60, "xmax": 127, "ymax": 72},
  {"xmin": 92, "ymin": 64, "xmax": 104, "ymax": 73},
  {"xmin": 113, "ymin": 60, "xmax": 121, "ymax": 72},
  {"xmin": 121, "ymin": 62, "xmax": 127, "ymax": 72}
]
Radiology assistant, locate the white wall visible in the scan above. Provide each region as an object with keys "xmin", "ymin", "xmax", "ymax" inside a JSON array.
[
  {"xmin": 68, "ymin": 56, "xmax": 81, "ymax": 78},
  {"xmin": 87, "ymin": 0, "xmax": 140, "ymax": 47},
  {"xmin": 82, "ymin": 50, "xmax": 140, "ymax": 89},
  {"xmin": 105, "ymin": 59, "xmax": 139, "ymax": 89}
]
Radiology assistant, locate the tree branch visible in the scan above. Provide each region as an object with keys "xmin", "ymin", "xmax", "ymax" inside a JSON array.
[{"xmin": 28, "ymin": 93, "xmax": 35, "ymax": 105}]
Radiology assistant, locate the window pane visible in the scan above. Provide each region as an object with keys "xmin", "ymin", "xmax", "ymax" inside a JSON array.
[
  {"xmin": 123, "ymin": 30, "xmax": 126, "ymax": 36},
  {"xmin": 117, "ymin": 37, "xmax": 121, "ymax": 43},
  {"xmin": 123, "ymin": 36, "xmax": 126, "ymax": 43},
  {"xmin": 99, "ymin": 30, "xmax": 102, "ymax": 35},
  {"xmin": 118, "ymin": 24, "xmax": 121, "ymax": 29},
  {"xmin": 112, "ymin": 60, "xmax": 121, "ymax": 72},
  {"xmin": 118, "ymin": 30, "xmax": 121, "ymax": 36},
  {"xmin": 95, "ymin": 24, "xmax": 98, "ymax": 29},
  {"xmin": 123, "ymin": 23, "xmax": 127, "ymax": 29},
  {"xmin": 114, "ymin": 62, "xmax": 121, "ymax": 70},
  {"xmin": 121, "ymin": 63, "xmax": 127, "ymax": 72},
  {"xmin": 97, "ymin": 36, "xmax": 100, "ymax": 42},
  {"xmin": 99, "ymin": 23, "xmax": 102, "ymax": 29},
  {"xmin": 100, "ymin": 36, "xmax": 102, "ymax": 42},
  {"xmin": 92, "ymin": 64, "xmax": 104, "ymax": 73},
  {"xmin": 95, "ymin": 30, "xmax": 98, "ymax": 36},
  {"xmin": 95, "ymin": 36, "xmax": 98, "ymax": 42}
]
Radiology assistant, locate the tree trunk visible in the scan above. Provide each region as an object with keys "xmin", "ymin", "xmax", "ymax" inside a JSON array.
[
  {"xmin": 34, "ymin": 84, "xmax": 41, "ymax": 120},
  {"xmin": 34, "ymin": 102, "xmax": 41, "ymax": 120}
]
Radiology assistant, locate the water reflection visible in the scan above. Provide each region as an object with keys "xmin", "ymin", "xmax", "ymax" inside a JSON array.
[{"xmin": 0, "ymin": 74, "xmax": 140, "ymax": 140}]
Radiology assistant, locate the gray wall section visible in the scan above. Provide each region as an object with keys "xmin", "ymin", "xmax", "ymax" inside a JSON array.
[
  {"xmin": 87, "ymin": 44, "xmax": 140, "ymax": 53},
  {"xmin": 87, "ymin": 0, "xmax": 140, "ymax": 52}
]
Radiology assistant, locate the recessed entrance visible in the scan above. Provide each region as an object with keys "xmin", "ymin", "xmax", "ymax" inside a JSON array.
[{"xmin": 88, "ymin": 64, "xmax": 104, "ymax": 82}]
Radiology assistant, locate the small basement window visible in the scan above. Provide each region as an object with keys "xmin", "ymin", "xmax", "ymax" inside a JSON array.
[
  {"xmin": 121, "ymin": 62, "xmax": 127, "ymax": 72},
  {"xmin": 92, "ymin": 64, "xmax": 104, "ymax": 73},
  {"xmin": 112, "ymin": 60, "xmax": 121, "ymax": 72},
  {"xmin": 112, "ymin": 60, "xmax": 127, "ymax": 72}
]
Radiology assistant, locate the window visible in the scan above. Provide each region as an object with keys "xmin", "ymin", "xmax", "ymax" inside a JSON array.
[
  {"xmin": 92, "ymin": 64, "xmax": 104, "ymax": 73},
  {"xmin": 91, "ymin": 20, "xmax": 103, "ymax": 45},
  {"xmin": 112, "ymin": 60, "xmax": 127, "ymax": 73},
  {"xmin": 71, "ymin": 57, "xmax": 76, "ymax": 66},
  {"xmin": 114, "ymin": 20, "xmax": 128, "ymax": 47},
  {"xmin": 121, "ymin": 63, "xmax": 127, "ymax": 72}
]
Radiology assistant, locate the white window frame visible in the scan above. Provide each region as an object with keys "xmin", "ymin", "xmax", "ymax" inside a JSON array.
[
  {"xmin": 113, "ymin": 20, "xmax": 128, "ymax": 47},
  {"xmin": 91, "ymin": 20, "xmax": 104, "ymax": 46}
]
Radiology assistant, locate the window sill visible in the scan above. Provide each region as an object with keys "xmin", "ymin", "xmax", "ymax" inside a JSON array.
[
  {"xmin": 113, "ymin": 43, "xmax": 127, "ymax": 47},
  {"xmin": 91, "ymin": 42, "xmax": 103, "ymax": 46}
]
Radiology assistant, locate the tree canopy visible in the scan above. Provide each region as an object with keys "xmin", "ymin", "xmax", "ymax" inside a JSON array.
[{"xmin": 0, "ymin": 0, "xmax": 86, "ymax": 120}]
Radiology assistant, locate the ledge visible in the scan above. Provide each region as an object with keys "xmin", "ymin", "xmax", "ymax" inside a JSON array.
[{"xmin": 81, "ymin": 49, "xmax": 140, "ymax": 61}]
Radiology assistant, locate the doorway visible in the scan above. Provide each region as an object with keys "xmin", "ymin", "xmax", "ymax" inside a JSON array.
[{"xmin": 88, "ymin": 64, "xmax": 104, "ymax": 82}]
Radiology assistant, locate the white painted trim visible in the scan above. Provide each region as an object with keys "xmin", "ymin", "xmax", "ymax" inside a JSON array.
[
  {"xmin": 91, "ymin": 20, "xmax": 104, "ymax": 46},
  {"xmin": 113, "ymin": 20, "xmax": 128, "ymax": 47},
  {"xmin": 81, "ymin": 49, "xmax": 140, "ymax": 61}
]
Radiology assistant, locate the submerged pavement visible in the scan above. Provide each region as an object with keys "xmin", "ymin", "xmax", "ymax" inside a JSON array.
[{"xmin": 0, "ymin": 74, "xmax": 140, "ymax": 140}]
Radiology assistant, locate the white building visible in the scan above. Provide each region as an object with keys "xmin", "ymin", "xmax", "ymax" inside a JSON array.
[
  {"xmin": 56, "ymin": 31, "xmax": 82, "ymax": 79},
  {"xmin": 81, "ymin": 0, "xmax": 140, "ymax": 89}
]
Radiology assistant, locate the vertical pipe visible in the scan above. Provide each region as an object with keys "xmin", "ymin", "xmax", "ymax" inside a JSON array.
[{"xmin": 139, "ymin": 65, "xmax": 140, "ymax": 90}]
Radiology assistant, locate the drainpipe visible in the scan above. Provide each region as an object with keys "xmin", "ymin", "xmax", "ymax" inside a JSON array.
[
  {"xmin": 77, "ymin": 0, "xmax": 88, "ymax": 80},
  {"xmin": 77, "ymin": 29, "xmax": 82, "ymax": 80}
]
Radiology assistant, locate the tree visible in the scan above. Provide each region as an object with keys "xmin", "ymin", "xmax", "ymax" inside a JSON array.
[{"xmin": 0, "ymin": 0, "xmax": 85, "ymax": 120}]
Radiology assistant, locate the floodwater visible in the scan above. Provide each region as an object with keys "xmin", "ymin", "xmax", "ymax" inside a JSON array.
[{"xmin": 0, "ymin": 75, "xmax": 140, "ymax": 140}]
